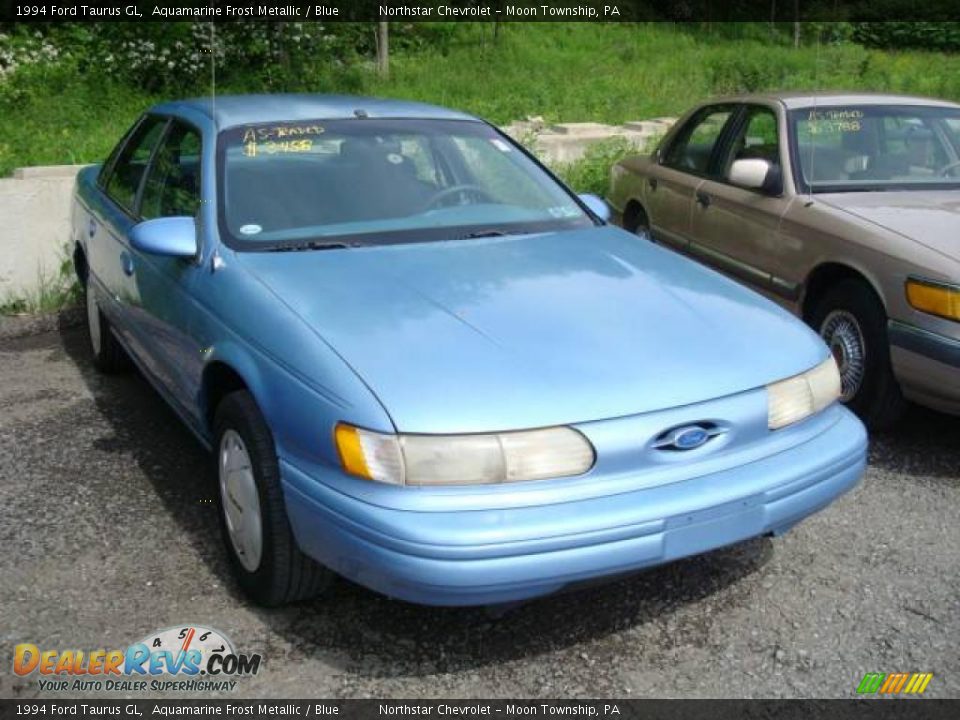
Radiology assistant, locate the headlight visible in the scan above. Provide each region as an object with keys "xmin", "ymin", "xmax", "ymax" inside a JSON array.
[
  {"xmin": 766, "ymin": 356, "xmax": 842, "ymax": 430},
  {"xmin": 906, "ymin": 278, "xmax": 960, "ymax": 322},
  {"xmin": 334, "ymin": 423, "xmax": 595, "ymax": 486}
]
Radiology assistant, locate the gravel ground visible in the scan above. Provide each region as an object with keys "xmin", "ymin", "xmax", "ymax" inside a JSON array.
[{"xmin": 1, "ymin": 326, "xmax": 957, "ymax": 700}]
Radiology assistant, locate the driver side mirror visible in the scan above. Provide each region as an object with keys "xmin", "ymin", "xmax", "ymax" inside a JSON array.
[
  {"xmin": 578, "ymin": 193, "xmax": 611, "ymax": 222},
  {"xmin": 728, "ymin": 158, "xmax": 782, "ymax": 195},
  {"xmin": 129, "ymin": 216, "xmax": 198, "ymax": 258}
]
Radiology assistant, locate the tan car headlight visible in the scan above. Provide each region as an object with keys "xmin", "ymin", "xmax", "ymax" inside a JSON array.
[
  {"xmin": 335, "ymin": 423, "xmax": 595, "ymax": 486},
  {"xmin": 766, "ymin": 357, "xmax": 842, "ymax": 430},
  {"xmin": 906, "ymin": 278, "xmax": 960, "ymax": 322}
]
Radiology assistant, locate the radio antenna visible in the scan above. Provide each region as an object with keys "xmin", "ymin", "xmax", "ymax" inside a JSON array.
[
  {"xmin": 807, "ymin": 25, "xmax": 821, "ymax": 206},
  {"xmin": 210, "ymin": 20, "xmax": 216, "ymax": 118}
]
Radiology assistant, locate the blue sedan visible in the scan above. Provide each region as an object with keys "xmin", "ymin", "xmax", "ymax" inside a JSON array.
[{"xmin": 72, "ymin": 95, "xmax": 867, "ymax": 607}]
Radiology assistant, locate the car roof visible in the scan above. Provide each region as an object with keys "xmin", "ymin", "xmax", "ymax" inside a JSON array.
[
  {"xmin": 704, "ymin": 91, "xmax": 960, "ymax": 111},
  {"xmin": 150, "ymin": 94, "xmax": 480, "ymax": 130}
]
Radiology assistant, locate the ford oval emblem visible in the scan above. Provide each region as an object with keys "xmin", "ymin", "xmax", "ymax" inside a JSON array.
[
  {"xmin": 674, "ymin": 427, "xmax": 709, "ymax": 449},
  {"xmin": 653, "ymin": 424, "xmax": 722, "ymax": 452}
]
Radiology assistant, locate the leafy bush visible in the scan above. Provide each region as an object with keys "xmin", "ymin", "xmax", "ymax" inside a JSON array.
[
  {"xmin": 852, "ymin": 22, "xmax": 960, "ymax": 53},
  {"xmin": 552, "ymin": 137, "xmax": 652, "ymax": 198},
  {"xmin": 0, "ymin": 28, "xmax": 61, "ymax": 79}
]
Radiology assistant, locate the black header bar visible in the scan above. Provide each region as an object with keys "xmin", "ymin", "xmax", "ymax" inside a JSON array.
[{"xmin": 1, "ymin": 0, "xmax": 959, "ymax": 23}]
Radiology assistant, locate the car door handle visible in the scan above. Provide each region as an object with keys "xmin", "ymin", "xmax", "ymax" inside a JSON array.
[
  {"xmin": 120, "ymin": 251, "xmax": 135, "ymax": 277},
  {"xmin": 648, "ymin": 177, "xmax": 658, "ymax": 191},
  {"xmin": 695, "ymin": 190, "xmax": 711, "ymax": 208},
  {"xmin": 88, "ymin": 218, "xmax": 97, "ymax": 237}
]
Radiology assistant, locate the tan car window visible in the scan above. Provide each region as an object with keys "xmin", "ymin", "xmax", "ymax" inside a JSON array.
[
  {"xmin": 879, "ymin": 117, "xmax": 949, "ymax": 177},
  {"xmin": 794, "ymin": 106, "xmax": 960, "ymax": 187},
  {"xmin": 724, "ymin": 107, "xmax": 780, "ymax": 176},
  {"xmin": 664, "ymin": 108, "xmax": 733, "ymax": 174}
]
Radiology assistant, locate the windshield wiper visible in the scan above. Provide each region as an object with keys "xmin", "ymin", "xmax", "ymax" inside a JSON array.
[
  {"xmin": 265, "ymin": 240, "xmax": 350, "ymax": 252},
  {"xmin": 458, "ymin": 230, "xmax": 510, "ymax": 239}
]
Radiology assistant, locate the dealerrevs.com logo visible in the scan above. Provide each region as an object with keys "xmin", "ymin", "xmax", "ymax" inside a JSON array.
[{"xmin": 13, "ymin": 625, "xmax": 262, "ymax": 693}]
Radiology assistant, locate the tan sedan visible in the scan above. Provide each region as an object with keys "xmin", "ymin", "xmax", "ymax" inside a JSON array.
[{"xmin": 608, "ymin": 92, "xmax": 960, "ymax": 429}]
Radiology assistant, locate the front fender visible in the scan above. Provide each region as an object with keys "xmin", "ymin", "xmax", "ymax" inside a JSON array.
[{"xmin": 192, "ymin": 257, "xmax": 395, "ymax": 471}]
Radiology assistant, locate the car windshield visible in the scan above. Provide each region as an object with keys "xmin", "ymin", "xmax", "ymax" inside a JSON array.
[
  {"xmin": 790, "ymin": 105, "xmax": 960, "ymax": 193},
  {"xmin": 217, "ymin": 118, "xmax": 592, "ymax": 249}
]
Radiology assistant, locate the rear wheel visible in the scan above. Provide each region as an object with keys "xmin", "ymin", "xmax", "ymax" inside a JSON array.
[
  {"xmin": 624, "ymin": 203, "xmax": 653, "ymax": 242},
  {"xmin": 85, "ymin": 283, "xmax": 128, "ymax": 373},
  {"xmin": 214, "ymin": 390, "xmax": 331, "ymax": 606},
  {"xmin": 810, "ymin": 279, "xmax": 905, "ymax": 430}
]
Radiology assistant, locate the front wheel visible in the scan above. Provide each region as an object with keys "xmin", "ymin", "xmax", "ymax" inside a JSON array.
[
  {"xmin": 213, "ymin": 391, "xmax": 331, "ymax": 606},
  {"xmin": 810, "ymin": 279, "xmax": 905, "ymax": 430}
]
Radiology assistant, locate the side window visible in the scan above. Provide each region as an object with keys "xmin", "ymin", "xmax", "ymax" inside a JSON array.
[
  {"xmin": 724, "ymin": 106, "xmax": 781, "ymax": 177},
  {"xmin": 98, "ymin": 119, "xmax": 141, "ymax": 188},
  {"xmin": 105, "ymin": 117, "xmax": 167, "ymax": 214},
  {"xmin": 140, "ymin": 122, "xmax": 203, "ymax": 220},
  {"xmin": 663, "ymin": 107, "xmax": 734, "ymax": 175}
]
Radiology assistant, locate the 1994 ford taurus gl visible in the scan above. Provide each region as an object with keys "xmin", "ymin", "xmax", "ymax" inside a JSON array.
[{"xmin": 72, "ymin": 95, "xmax": 867, "ymax": 607}]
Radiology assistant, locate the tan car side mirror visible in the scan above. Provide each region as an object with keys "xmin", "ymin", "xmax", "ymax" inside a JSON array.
[{"xmin": 729, "ymin": 158, "xmax": 782, "ymax": 195}]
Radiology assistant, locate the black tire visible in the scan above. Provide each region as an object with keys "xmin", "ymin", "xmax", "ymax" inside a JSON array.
[
  {"xmin": 213, "ymin": 390, "xmax": 331, "ymax": 606},
  {"xmin": 84, "ymin": 283, "xmax": 129, "ymax": 374},
  {"xmin": 810, "ymin": 279, "xmax": 906, "ymax": 430},
  {"xmin": 625, "ymin": 203, "xmax": 653, "ymax": 242}
]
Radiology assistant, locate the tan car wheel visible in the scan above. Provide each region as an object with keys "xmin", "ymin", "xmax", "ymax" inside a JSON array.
[
  {"xmin": 811, "ymin": 279, "xmax": 905, "ymax": 431},
  {"xmin": 820, "ymin": 310, "xmax": 867, "ymax": 402}
]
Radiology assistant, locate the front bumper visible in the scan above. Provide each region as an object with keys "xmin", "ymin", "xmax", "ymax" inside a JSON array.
[
  {"xmin": 281, "ymin": 406, "xmax": 866, "ymax": 606},
  {"xmin": 889, "ymin": 320, "xmax": 960, "ymax": 415}
]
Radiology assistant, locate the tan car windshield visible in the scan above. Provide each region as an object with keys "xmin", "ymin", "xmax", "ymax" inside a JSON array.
[{"xmin": 792, "ymin": 105, "xmax": 960, "ymax": 191}]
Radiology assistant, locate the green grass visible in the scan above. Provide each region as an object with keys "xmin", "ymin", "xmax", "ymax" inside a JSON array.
[
  {"xmin": 4, "ymin": 23, "xmax": 960, "ymax": 178},
  {"xmin": 368, "ymin": 23, "xmax": 960, "ymax": 123}
]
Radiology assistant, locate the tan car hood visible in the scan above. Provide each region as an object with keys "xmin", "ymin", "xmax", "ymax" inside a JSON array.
[{"xmin": 819, "ymin": 191, "xmax": 960, "ymax": 262}]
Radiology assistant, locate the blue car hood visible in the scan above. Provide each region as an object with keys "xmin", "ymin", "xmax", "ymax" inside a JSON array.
[{"xmin": 237, "ymin": 227, "xmax": 827, "ymax": 433}]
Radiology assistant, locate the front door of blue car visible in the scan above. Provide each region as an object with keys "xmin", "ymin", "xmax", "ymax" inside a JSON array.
[
  {"xmin": 98, "ymin": 116, "xmax": 169, "ymax": 365},
  {"xmin": 101, "ymin": 116, "xmax": 206, "ymax": 419}
]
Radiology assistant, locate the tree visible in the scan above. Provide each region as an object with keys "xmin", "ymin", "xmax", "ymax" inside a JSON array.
[{"xmin": 375, "ymin": 21, "xmax": 389, "ymax": 77}]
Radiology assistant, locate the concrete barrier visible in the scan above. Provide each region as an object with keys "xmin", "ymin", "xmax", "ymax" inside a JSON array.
[
  {"xmin": 0, "ymin": 165, "xmax": 85, "ymax": 299},
  {"xmin": 501, "ymin": 117, "xmax": 675, "ymax": 164}
]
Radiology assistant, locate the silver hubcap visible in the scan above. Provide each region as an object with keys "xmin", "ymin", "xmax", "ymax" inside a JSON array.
[
  {"xmin": 219, "ymin": 430, "xmax": 263, "ymax": 573},
  {"xmin": 635, "ymin": 224, "xmax": 653, "ymax": 242},
  {"xmin": 85, "ymin": 286, "xmax": 101, "ymax": 356},
  {"xmin": 820, "ymin": 310, "xmax": 866, "ymax": 402}
]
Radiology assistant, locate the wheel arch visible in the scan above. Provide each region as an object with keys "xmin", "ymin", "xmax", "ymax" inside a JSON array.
[
  {"xmin": 622, "ymin": 198, "xmax": 649, "ymax": 234},
  {"xmin": 201, "ymin": 353, "xmax": 259, "ymax": 432},
  {"xmin": 73, "ymin": 242, "xmax": 89, "ymax": 287},
  {"xmin": 801, "ymin": 262, "xmax": 887, "ymax": 323}
]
